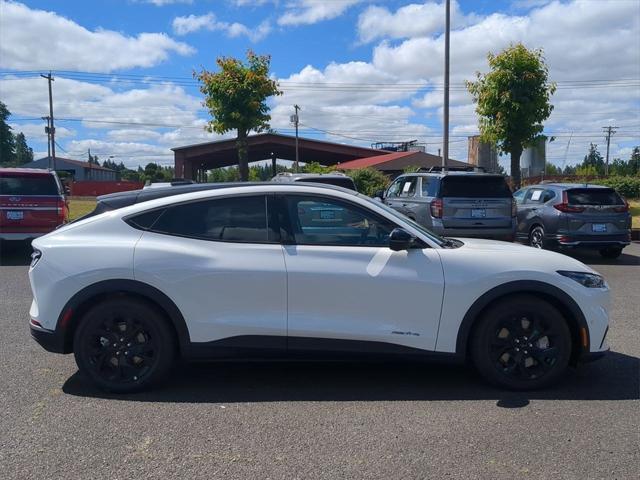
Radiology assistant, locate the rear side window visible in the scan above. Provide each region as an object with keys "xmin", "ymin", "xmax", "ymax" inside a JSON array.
[
  {"xmin": 300, "ymin": 177, "xmax": 357, "ymax": 191},
  {"xmin": 567, "ymin": 188, "xmax": 623, "ymax": 205},
  {"xmin": 145, "ymin": 195, "xmax": 272, "ymax": 243},
  {"xmin": 421, "ymin": 177, "xmax": 439, "ymax": 197},
  {"xmin": 0, "ymin": 174, "xmax": 60, "ymax": 195},
  {"xmin": 126, "ymin": 209, "xmax": 165, "ymax": 230},
  {"xmin": 439, "ymin": 176, "xmax": 512, "ymax": 198}
]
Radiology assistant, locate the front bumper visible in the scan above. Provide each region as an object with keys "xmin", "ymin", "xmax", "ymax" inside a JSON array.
[{"xmin": 30, "ymin": 320, "xmax": 66, "ymax": 354}]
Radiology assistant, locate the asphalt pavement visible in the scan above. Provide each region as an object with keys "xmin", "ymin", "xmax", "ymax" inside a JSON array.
[{"xmin": 0, "ymin": 241, "xmax": 638, "ymax": 479}]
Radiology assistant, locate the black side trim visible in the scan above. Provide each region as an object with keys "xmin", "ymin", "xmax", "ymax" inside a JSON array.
[
  {"xmin": 183, "ymin": 335, "xmax": 461, "ymax": 363},
  {"xmin": 455, "ymin": 280, "xmax": 589, "ymax": 360},
  {"xmin": 56, "ymin": 280, "xmax": 190, "ymax": 354}
]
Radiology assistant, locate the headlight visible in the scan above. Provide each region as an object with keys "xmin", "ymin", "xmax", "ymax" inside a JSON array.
[
  {"xmin": 557, "ymin": 270, "xmax": 605, "ymax": 288},
  {"xmin": 30, "ymin": 249, "xmax": 42, "ymax": 268}
]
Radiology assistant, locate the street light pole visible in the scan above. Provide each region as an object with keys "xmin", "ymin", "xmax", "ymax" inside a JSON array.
[{"xmin": 442, "ymin": 0, "xmax": 450, "ymax": 171}]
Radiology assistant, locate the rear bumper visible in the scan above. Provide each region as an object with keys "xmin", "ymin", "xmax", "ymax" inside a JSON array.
[
  {"xmin": 435, "ymin": 227, "xmax": 516, "ymax": 240},
  {"xmin": 549, "ymin": 233, "xmax": 630, "ymax": 248},
  {"xmin": 30, "ymin": 320, "xmax": 66, "ymax": 354}
]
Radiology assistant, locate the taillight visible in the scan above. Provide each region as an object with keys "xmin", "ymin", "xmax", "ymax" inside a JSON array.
[
  {"xmin": 430, "ymin": 198, "xmax": 443, "ymax": 218},
  {"xmin": 56, "ymin": 198, "xmax": 67, "ymax": 222},
  {"xmin": 511, "ymin": 198, "xmax": 517, "ymax": 217},
  {"xmin": 614, "ymin": 200, "xmax": 629, "ymax": 213},
  {"xmin": 554, "ymin": 191, "xmax": 585, "ymax": 213}
]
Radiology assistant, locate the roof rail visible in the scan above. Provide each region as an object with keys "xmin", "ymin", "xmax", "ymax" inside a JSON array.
[
  {"xmin": 170, "ymin": 179, "xmax": 195, "ymax": 186},
  {"xmin": 420, "ymin": 165, "xmax": 486, "ymax": 173}
]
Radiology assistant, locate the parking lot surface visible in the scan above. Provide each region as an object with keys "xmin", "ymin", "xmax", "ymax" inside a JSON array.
[{"xmin": 1, "ymin": 242, "xmax": 638, "ymax": 480}]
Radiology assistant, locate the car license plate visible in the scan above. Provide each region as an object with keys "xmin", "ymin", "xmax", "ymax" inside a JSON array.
[
  {"xmin": 320, "ymin": 210, "xmax": 336, "ymax": 220},
  {"xmin": 6, "ymin": 211, "xmax": 23, "ymax": 220},
  {"xmin": 471, "ymin": 208, "xmax": 486, "ymax": 218},
  {"xmin": 592, "ymin": 223, "xmax": 607, "ymax": 232}
]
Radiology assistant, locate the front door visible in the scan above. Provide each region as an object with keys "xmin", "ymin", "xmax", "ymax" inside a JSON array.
[{"xmin": 278, "ymin": 193, "xmax": 445, "ymax": 353}]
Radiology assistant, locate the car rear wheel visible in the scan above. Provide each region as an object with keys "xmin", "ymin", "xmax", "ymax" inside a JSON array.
[
  {"xmin": 528, "ymin": 225, "xmax": 546, "ymax": 249},
  {"xmin": 599, "ymin": 247, "xmax": 623, "ymax": 259},
  {"xmin": 73, "ymin": 297, "xmax": 175, "ymax": 392},
  {"xmin": 471, "ymin": 295, "xmax": 572, "ymax": 390}
]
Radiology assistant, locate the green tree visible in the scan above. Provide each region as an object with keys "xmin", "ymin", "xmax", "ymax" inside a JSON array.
[
  {"xmin": 347, "ymin": 168, "xmax": 390, "ymax": 196},
  {"xmin": 195, "ymin": 51, "xmax": 282, "ymax": 181},
  {"xmin": 582, "ymin": 143, "xmax": 604, "ymax": 174},
  {"xmin": 0, "ymin": 101, "xmax": 16, "ymax": 166},
  {"xmin": 629, "ymin": 146, "xmax": 640, "ymax": 175},
  {"xmin": 466, "ymin": 44, "xmax": 556, "ymax": 189},
  {"xmin": 545, "ymin": 162, "xmax": 561, "ymax": 175},
  {"xmin": 14, "ymin": 132, "xmax": 33, "ymax": 165}
]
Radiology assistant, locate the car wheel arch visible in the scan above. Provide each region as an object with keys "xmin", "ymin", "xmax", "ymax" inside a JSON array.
[
  {"xmin": 455, "ymin": 280, "xmax": 589, "ymax": 365},
  {"xmin": 57, "ymin": 279, "xmax": 189, "ymax": 354}
]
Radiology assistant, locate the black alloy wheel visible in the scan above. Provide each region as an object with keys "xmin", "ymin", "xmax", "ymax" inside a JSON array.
[
  {"xmin": 471, "ymin": 294, "xmax": 571, "ymax": 390},
  {"xmin": 529, "ymin": 225, "xmax": 545, "ymax": 249},
  {"xmin": 74, "ymin": 298, "xmax": 175, "ymax": 392}
]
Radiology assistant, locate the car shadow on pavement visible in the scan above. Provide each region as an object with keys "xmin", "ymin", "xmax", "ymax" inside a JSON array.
[
  {"xmin": 62, "ymin": 350, "xmax": 639, "ymax": 406},
  {"xmin": 0, "ymin": 241, "xmax": 32, "ymax": 266},
  {"xmin": 555, "ymin": 246, "xmax": 640, "ymax": 266}
]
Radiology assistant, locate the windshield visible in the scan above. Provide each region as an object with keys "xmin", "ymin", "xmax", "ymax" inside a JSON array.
[{"xmin": 357, "ymin": 194, "xmax": 447, "ymax": 247}]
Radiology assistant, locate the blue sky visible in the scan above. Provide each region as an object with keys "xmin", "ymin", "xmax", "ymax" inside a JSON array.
[{"xmin": 1, "ymin": 0, "xmax": 638, "ymax": 170}]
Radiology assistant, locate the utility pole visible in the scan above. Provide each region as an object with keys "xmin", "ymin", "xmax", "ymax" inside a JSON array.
[
  {"xmin": 40, "ymin": 72, "xmax": 56, "ymax": 171},
  {"xmin": 602, "ymin": 126, "xmax": 617, "ymax": 176},
  {"xmin": 88, "ymin": 148, "xmax": 92, "ymax": 180},
  {"xmin": 292, "ymin": 105, "xmax": 301, "ymax": 172},
  {"xmin": 442, "ymin": 0, "xmax": 451, "ymax": 171},
  {"xmin": 42, "ymin": 116, "xmax": 51, "ymax": 167}
]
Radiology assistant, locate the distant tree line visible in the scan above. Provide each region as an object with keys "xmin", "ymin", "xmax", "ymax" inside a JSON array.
[
  {"xmin": 0, "ymin": 101, "xmax": 34, "ymax": 167},
  {"xmin": 545, "ymin": 144, "xmax": 640, "ymax": 177}
]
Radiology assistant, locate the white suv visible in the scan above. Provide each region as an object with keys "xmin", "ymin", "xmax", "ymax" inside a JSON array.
[{"xmin": 29, "ymin": 183, "xmax": 610, "ymax": 392}]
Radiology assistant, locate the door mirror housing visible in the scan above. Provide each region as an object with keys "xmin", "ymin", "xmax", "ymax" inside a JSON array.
[
  {"xmin": 373, "ymin": 189, "xmax": 385, "ymax": 200},
  {"xmin": 389, "ymin": 227, "xmax": 417, "ymax": 251}
]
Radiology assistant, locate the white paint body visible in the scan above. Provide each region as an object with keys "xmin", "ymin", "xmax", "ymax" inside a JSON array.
[{"xmin": 29, "ymin": 184, "xmax": 610, "ymax": 355}]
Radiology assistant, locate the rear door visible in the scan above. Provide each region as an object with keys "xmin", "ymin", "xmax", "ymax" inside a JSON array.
[
  {"xmin": 384, "ymin": 176, "xmax": 419, "ymax": 219},
  {"xmin": 439, "ymin": 175, "xmax": 513, "ymax": 229},
  {"xmin": 563, "ymin": 188, "xmax": 630, "ymax": 237},
  {"xmin": 0, "ymin": 172, "xmax": 65, "ymax": 236}
]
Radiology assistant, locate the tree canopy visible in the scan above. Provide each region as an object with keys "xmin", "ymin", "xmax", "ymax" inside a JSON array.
[
  {"xmin": 0, "ymin": 101, "xmax": 16, "ymax": 166},
  {"xmin": 466, "ymin": 44, "xmax": 556, "ymax": 188},
  {"xmin": 195, "ymin": 51, "xmax": 282, "ymax": 181}
]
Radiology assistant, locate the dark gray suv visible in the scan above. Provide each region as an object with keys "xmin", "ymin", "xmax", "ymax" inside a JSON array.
[
  {"xmin": 381, "ymin": 171, "xmax": 516, "ymax": 240},
  {"xmin": 514, "ymin": 183, "xmax": 631, "ymax": 258}
]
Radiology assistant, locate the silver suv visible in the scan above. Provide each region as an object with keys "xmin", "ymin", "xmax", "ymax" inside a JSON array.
[
  {"xmin": 271, "ymin": 172, "xmax": 357, "ymax": 191},
  {"xmin": 381, "ymin": 170, "xmax": 516, "ymax": 241},
  {"xmin": 514, "ymin": 183, "xmax": 631, "ymax": 258}
]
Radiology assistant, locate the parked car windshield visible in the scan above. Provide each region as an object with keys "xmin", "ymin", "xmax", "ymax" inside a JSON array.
[
  {"xmin": 566, "ymin": 188, "xmax": 624, "ymax": 205},
  {"xmin": 0, "ymin": 174, "xmax": 60, "ymax": 196},
  {"xmin": 439, "ymin": 176, "xmax": 512, "ymax": 198}
]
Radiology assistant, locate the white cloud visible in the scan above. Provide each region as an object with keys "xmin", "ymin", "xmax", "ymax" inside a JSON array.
[
  {"xmin": 0, "ymin": 1, "xmax": 194, "ymax": 72},
  {"xmin": 172, "ymin": 12, "xmax": 271, "ymax": 41},
  {"xmin": 358, "ymin": 1, "xmax": 479, "ymax": 44},
  {"xmin": 143, "ymin": 0, "xmax": 193, "ymax": 6},
  {"xmin": 278, "ymin": 0, "xmax": 363, "ymax": 26}
]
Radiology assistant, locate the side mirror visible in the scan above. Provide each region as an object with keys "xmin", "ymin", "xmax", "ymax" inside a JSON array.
[
  {"xmin": 64, "ymin": 186, "xmax": 70, "ymax": 195},
  {"xmin": 373, "ymin": 189, "xmax": 385, "ymax": 200},
  {"xmin": 389, "ymin": 227, "xmax": 416, "ymax": 251}
]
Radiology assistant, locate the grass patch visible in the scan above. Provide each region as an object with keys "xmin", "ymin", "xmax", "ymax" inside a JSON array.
[
  {"xmin": 68, "ymin": 198, "xmax": 96, "ymax": 221},
  {"xmin": 629, "ymin": 199, "xmax": 639, "ymax": 229}
]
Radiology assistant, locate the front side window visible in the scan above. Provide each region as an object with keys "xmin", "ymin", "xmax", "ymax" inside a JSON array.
[
  {"xmin": 513, "ymin": 188, "xmax": 527, "ymax": 204},
  {"xmin": 285, "ymin": 195, "xmax": 396, "ymax": 247},
  {"xmin": 141, "ymin": 195, "xmax": 271, "ymax": 243}
]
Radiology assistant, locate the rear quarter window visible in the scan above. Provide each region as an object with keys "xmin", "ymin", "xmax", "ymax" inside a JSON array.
[
  {"xmin": 0, "ymin": 174, "xmax": 60, "ymax": 196},
  {"xmin": 440, "ymin": 176, "xmax": 512, "ymax": 198},
  {"xmin": 567, "ymin": 188, "xmax": 623, "ymax": 205}
]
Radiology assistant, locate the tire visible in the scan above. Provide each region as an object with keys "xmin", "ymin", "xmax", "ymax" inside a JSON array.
[
  {"xmin": 599, "ymin": 247, "xmax": 623, "ymax": 259},
  {"xmin": 73, "ymin": 297, "xmax": 176, "ymax": 393},
  {"xmin": 528, "ymin": 225, "xmax": 546, "ymax": 249},
  {"xmin": 470, "ymin": 294, "xmax": 572, "ymax": 390}
]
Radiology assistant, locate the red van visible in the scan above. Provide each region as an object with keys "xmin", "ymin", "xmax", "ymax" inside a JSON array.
[{"xmin": 0, "ymin": 168, "xmax": 68, "ymax": 241}]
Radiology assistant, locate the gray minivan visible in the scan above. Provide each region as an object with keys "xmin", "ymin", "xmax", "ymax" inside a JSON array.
[
  {"xmin": 381, "ymin": 171, "xmax": 516, "ymax": 240},
  {"xmin": 514, "ymin": 183, "xmax": 631, "ymax": 258}
]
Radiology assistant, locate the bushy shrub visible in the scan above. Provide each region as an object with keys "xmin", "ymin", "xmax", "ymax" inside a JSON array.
[
  {"xmin": 348, "ymin": 168, "xmax": 391, "ymax": 196},
  {"xmin": 587, "ymin": 176, "xmax": 640, "ymax": 199}
]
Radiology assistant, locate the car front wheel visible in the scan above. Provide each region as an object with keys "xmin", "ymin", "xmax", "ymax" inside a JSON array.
[
  {"xmin": 471, "ymin": 294, "xmax": 572, "ymax": 390},
  {"xmin": 73, "ymin": 297, "xmax": 175, "ymax": 392}
]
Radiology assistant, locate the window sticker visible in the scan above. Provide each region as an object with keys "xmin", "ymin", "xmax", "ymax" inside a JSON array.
[
  {"xmin": 402, "ymin": 182, "xmax": 412, "ymax": 193},
  {"xmin": 531, "ymin": 190, "xmax": 543, "ymax": 201}
]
